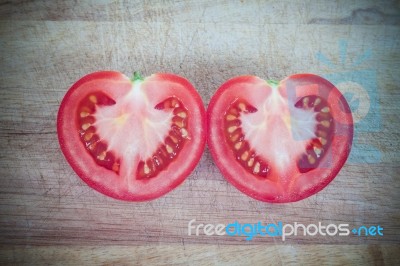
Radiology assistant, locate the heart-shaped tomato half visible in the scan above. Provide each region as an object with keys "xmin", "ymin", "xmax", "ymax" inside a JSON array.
[
  {"xmin": 57, "ymin": 71, "xmax": 206, "ymax": 201},
  {"xmin": 207, "ymin": 74, "xmax": 353, "ymax": 203}
]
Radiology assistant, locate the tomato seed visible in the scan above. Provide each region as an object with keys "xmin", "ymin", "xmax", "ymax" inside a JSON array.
[
  {"xmin": 253, "ymin": 162, "xmax": 260, "ymax": 174},
  {"xmin": 229, "ymin": 109, "xmax": 240, "ymax": 116},
  {"xmin": 321, "ymin": 107, "xmax": 330, "ymax": 113},
  {"xmin": 314, "ymin": 97, "xmax": 321, "ymax": 106},
  {"xmin": 181, "ymin": 128, "xmax": 189, "ymax": 139},
  {"xmin": 169, "ymin": 135, "xmax": 179, "ymax": 144},
  {"xmin": 80, "ymin": 111, "xmax": 90, "ymax": 118},
  {"xmin": 228, "ymin": 126, "xmax": 237, "ymax": 133},
  {"xmin": 171, "ymin": 99, "xmax": 179, "ymax": 108},
  {"xmin": 84, "ymin": 132, "xmax": 94, "ymax": 141},
  {"xmin": 248, "ymin": 157, "xmax": 254, "ymax": 167},
  {"xmin": 234, "ymin": 142, "xmax": 242, "ymax": 150},
  {"xmin": 166, "ymin": 144, "xmax": 173, "ymax": 154},
  {"xmin": 313, "ymin": 146, "xmax": 322, "ymax": 157},
  {"xmin": 241, "ymin": 151, "xmax": 249, "ymax": 161},
  {"xmin": 308, "ymin": 154, "xmax": 316, "ymax": 164},
  {"xmin": 238, "ymin": 103, "xmax": 246, "ymax": 111},
  {"xmin": 81, "ymin": 123, "xmax": 91, "ymax": 130},
  {"xmin": 89, "ymin": 95, "xmax": 97, "ymax": 104},
  {"xmin": 87, "ymin": 141, "xmax": 97, "ymax": 151},
  {"xmin": 173, "ymin": 116, "xmax": 185, "ymax": 128},
  {"xmin": 226, "ymin": 114, "xmax": 237, "ymax": 121},
  {"xmin": 144, "ymin": 164, "xmax": 150, "ymax": 174},
  {"xmin": 321, "ymin": 120, "xmax": 330, "ymax": 127},
  {"xmin": 230, "ymin": 134, "xmax": 239, "ymax": 142},
  {"xmin": 97, "ymin": 151, "xmax": 106, "ymax": 161},
  {"xmin": 303, "ymin": 97, "xmax": 309, "ymax": 107}
]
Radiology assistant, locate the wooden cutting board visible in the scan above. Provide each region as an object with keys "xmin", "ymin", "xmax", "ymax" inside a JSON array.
[{"xmin": 0, "ymin": 0, "xmax": 399, "ymax": 264}]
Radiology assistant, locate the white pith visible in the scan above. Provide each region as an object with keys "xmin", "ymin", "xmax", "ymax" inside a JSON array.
[
  {"xmin": 93, "ymin": 81, "xmax": 172, "ymax": 178},
  {"xmin": 240, "ymin": 86, "xmax": 317, "ymax": 175}
]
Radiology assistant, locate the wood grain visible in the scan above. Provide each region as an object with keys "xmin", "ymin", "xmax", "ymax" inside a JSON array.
[
  {"xmin": 0, "ymin": 245, "xmax": 399, "ymax": 265},
  {"xmin": 0, "ymin": 0, "xmax": 399, "ymax": 264},
  {"xmin": 1, "ymin": 0, "xmax": 399, "ymax": 25}
]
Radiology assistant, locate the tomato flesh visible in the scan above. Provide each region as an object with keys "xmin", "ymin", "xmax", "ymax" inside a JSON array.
[
  {"xmin": 58, "ymin": 71, "xmax": 206, "ymax": 201},
  {"xmin": 208, "ymin": 74, "xmax": 353, "ymax": 203}
]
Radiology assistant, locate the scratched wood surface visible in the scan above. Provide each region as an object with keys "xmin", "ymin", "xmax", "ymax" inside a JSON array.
[{"xmin": 0, "ymin": 0, "xmax": 399, "ymax": 264}]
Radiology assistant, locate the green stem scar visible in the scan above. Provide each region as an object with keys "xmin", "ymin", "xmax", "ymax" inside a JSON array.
[
  {"xmin": 132, "ymin": 71, "xmax": 144, "ymax": 82},
  {"xmin": 267, "ymin": 79, "xmax": 279, "ymax": 87}
]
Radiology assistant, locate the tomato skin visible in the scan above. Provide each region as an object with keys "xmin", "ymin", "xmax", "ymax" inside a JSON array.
[
  {"xmin": 207, "ymin": 74, "xmax": 353, "ymax": 203},
  {"xmin": 58, "ymin": 71, "xmax": 206, "ymax": 201}
]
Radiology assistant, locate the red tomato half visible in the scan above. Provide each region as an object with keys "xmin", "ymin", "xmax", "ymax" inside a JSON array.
[
  {"xmin": 207, "ymin": 74, "xmax": 353, "ymax": 203},
  {"xmin": 57, "ymin": 71, "xmax": 206, "ymax": 201}
]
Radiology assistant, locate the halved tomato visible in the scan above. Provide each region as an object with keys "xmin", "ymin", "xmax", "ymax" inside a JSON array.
[
  {"xmin": 57, "ymin": 71, "xmax": 206, "ymax": 201},
  {"xmin": 208, "ymin": 74, "xmax": 353, "ymax": 203}
]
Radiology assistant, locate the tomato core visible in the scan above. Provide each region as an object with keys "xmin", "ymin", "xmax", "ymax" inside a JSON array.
[{"xmin": 76, "ymin": 80, "xmax": 191, "ymax": 180}]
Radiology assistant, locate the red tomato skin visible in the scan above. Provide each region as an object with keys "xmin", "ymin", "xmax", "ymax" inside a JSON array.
[
  {"xmin": 207, "ymin": 74, "xmax": 353, "ymax": 203},
  {"xmin": 58, "ymin": 71, "xmax": 206, "ymax": 201}
]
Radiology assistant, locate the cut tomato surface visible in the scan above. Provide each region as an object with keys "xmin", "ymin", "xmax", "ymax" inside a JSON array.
[
  {"xmin": 207, "ymin": 74, "xmax": 353, "ymax": 203},
  {"xmin": 57, "ymin": 71, "xmax": 206, "ymax": 201}
]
